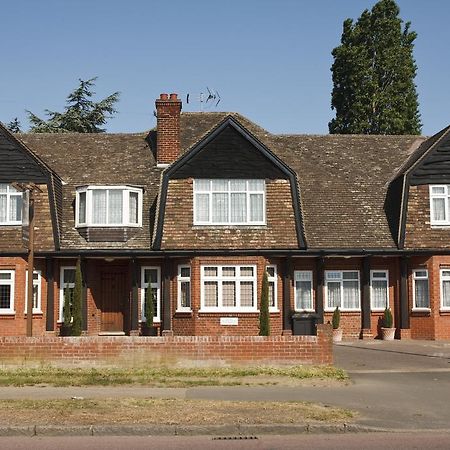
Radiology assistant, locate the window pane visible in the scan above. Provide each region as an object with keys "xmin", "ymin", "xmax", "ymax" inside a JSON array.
[
  {"xmin": 180, "ymin": 281, "xmax": 190, "ymax": 308},
  {"xmin": 343, "ymin": 281, "xmax": 359, "ymax": 308},
  {"xmin": 432, "ymin": 186, "xmax": 445, "ymax": 194},
  {"xmin": 327, "ymin": 282, "xmax": 341, "ymax": 308},
  {"xmin": 180, "ymin": 267, "xmax": 190, "ymax": 278},
  {"xmin": 204, "ymin": 267, "xmax": 217, "ymax": 277},
  {"xmin": 108, "ymin": 189, "xmax": 123, "ymax": 224},
  {"xmin": 415, "ymin": 279, "xmax": 429, "ymax": 308},
  {"xmin": 129, "ymin": 192, "xmax": 138, "ymax": 224},
  {"xmin": 343, "ymin": 272, "xmax": 358, "ymax": 280},
  {"xmin": 268, "ymin": 281, "xmax": 275, "ymax": 308},
  {"xmin": 0, "ymin": 194, "xmax": 6, "ymax": 222},
  {"xmin": 195, "ymin": 180, "xmax": 210, "ymax": 192},
  {"xmin": 0, "ymin": 285, "xmax": 11, "ymax": 309},
  {"xmin": 240, "ymin": 267, "xmax": 253, "ymax": 277},
  {"xmin": 240, "ymin": 281, "xmax": 253, "ymax": 307},
  {"xmin": 195, "ymin": 194, "xmax": 209, "ymax": 222},
  {"xmin": 248, "ymin": 180, "xmax": 264, "ymax": 191},
  {"xmin": 63, "ymin": 269, "xmax": 75, "ymax": 284},
  {"xmin": 78, "ymin": 192, "xmax": 86, "ymax": 223},
  {"xmin": 443, "ymin": 280, "xmax": 450, "ymax": 308},
  {"xmin": 231, "ymin": 193, "xmax": 246, "ymax": 223},
  {"xmin": 9, "ymin": 195, "xmax": 22, "ymax": 222},
  {"xmin": 372, "ymin": 271, "xmax": 387, "ymax": 279},
  {"xmin": 222, "ymin": 281, "xmax": 236, "ymax": 307},
  {"xmin": 433, "ymin": 198, "xmax": 446, "ymax": 221},
  {"xmin": 296, "ymin": 280, "xmax": 312, "ymax": 310},
  {"xmin": 0, "ymin": 184, "xmax": 7, "ymax": 193},
  {"xmin": 212, "ymin": 180, "xmax": 228, "ymax": 191},
  {"xmin": 372, "ymin": 280, "xmax": 387, "ymax": 309},
  {"xmin": 267, "ymin": 267, "xmax": 275, "ymax": 277},
  {"xmin": 249, "ymin": 194, "xmax": 263, "ymax": 222},
  {"xmin": 222, "ymin": 267, "xmax": 235, "ymax": 277},
  {"xmin": 0, "ymin": 273, "xmax": 11, "ymax": 280},
  {"xmin": 144, "ymin": 269, "xmax": 157, "ymax": 284},
  {"xmin": 204, "ymin": 281, "xmax": 218, "ymax": 307},
  {"xmin": 230, "ymin": 180, "xmax": 246, "ymax": 191},
  {"xmin": 92, "ymin": 190, "xmax": 107, "ymax": 224},
  {"xmin": 415, "ymin": 270, "xmax": 427, "ymax": 278},
  {"xmin": 212, "ymin": 193, "xmax": 228, "ymax": 222}
]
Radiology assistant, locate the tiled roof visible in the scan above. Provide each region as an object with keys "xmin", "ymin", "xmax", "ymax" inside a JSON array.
[{"xmin": 19, "ymin": 113, "xmax": 427, "ymax": 250}]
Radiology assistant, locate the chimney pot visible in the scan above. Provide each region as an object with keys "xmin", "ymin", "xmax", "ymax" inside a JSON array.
[
  {"xmin": 169, "ymin": 93, "xmax": 178, "ymax": 100},
  {"xmin": 160, "ymin": 93, "xmax": 169, "ymax": 100}
]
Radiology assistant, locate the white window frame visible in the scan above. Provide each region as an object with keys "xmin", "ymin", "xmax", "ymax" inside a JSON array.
[
  {"xmin": 267, "ymin": 265, "xmax": 278, "ymax": 312},
  {"xmin": 177, "ymin": 265, "xmax": 191, "ymax": 312},
  {"xmin": 370, "ymin": 270, "xmax": 389, "ymax": 311},
  {"xmin": 200, "ymin": 265, "xmax": 258, "ymax": 312},
  {"xmin": 59, "ymin": 266, "xmax": 76, "ymax": 322},
  {"xmin": 430, "ymin": 185, "xmax": 450, "ymax": 226},
  {"xmin": 0, "ymin": 184, "xmax": 22, "ymax": 226},
  {"xmin": 440, "ymin": 269, "xmax": 450, "ymax": 311},
  {"xmin": 294, "ymin": 270, "xmax": 314, "ymax": 312},
  {"xmin": 0, "ymin": 270, "xmax": 15, "ymax": 314},
  {"xmin": 140, "ymin": 266, "xmax": 161, "ymax": 323},
  {"xmin": 75, "ymin": 185, "xmax": 143, "ymax": 227},
  {"xmin": 193, "ymin": 179, "xmax": 266, "ymax": 226},
  {"xmin": 325, "ymin": 270, "xmax": 361, "ymax": 312},
  {"xmin": 25, "ymin": 270, "xmax": 42, "ymax": 314},
  {"xmin": 412, "ymin": 269, "xmax": 430, "ymax": 311}
]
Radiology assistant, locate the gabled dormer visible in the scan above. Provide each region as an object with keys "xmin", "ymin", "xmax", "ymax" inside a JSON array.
[{"xmin": 153, "ymin": 116, "xmax": 306, "ymax": 250}]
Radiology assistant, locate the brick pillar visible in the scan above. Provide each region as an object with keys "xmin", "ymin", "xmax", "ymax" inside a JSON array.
[{"xmin": 155, "ymin": 93, "xmax": 182, "ymax": 166}]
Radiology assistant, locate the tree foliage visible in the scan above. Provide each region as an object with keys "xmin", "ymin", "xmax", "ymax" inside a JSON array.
[
  {"xmin": 329, "ymin": 0, "xmax": 421, "ymax": 135},
  {"xmin": 27, "ymin": 77, "xmax": 119, "ymax": 133},
  {"xmin": 71, "ymin": 259, "xmax": 83, "ymax": 336},
  {"xmin": 145, "ymin": 283, "xmax": 155, "ymax": 329},
  {"xmin": 259, "ymin": 270, "xmax": 270, "ymax": 336},
  {"xmin": 6, "ymin": 118, "xmax": 21, "ymax": 133}
]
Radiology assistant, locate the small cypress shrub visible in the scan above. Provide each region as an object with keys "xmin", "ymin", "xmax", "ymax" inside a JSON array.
[
  {"xmin": 62, "ymin": 287, "xmax": 72, "ymax": 333},
  {"xmin": 71, "ymin": 259, "xmax": 83, "ymax": 336},
  {"xmin": 259, "ymin": 270, "xmax": 270, "ymax": 336},
  {"xmin": 332, "ymin": 306, "xmax": 340, "ymax": 330},
  {"xmin": 383, "ymin": 307, "xmax": 393, "ymax": 328},
  {"xmin": 145, "ymin": 283, "xmax": 155, "ymax": 329}
]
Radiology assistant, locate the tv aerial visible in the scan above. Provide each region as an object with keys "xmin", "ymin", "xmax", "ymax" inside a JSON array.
[{"xmin": 186, "ymin": 87, "xmax": 221, "ymax": 111}]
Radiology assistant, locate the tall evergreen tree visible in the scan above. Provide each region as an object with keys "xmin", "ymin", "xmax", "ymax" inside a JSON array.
[
  {"xmin": 27, "ymin": 77, "xmax": 119, "ymax": 133},
  {"xmin": 71, "ymin": 259, "xmax": 83, "ymax": 336},
  {"xmin": 259, "ymin": 270, "xmax": 270, "ymax": 336},
  {"xmin": 329, "ymin": 0, "xmax": 421, "ymax": 135},
  {"xmin": 6, "ymin": 118, "xmax": 21, "ymax": 133}
]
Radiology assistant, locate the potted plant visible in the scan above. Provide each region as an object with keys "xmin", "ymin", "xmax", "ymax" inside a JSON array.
[
  {"xmin": 381, "ymin": 307, "xmax": 395, "ymax": 340},
  {"xmin": 143, "ymin": 284, "xmax": 157, "ymax": 336},
  {"xmin": 332, "ymin": 306, "xmax": 343, "ymax": 342}
]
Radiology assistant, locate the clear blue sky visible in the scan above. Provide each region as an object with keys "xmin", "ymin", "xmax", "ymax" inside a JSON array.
[{"xmin": 0, "ymin": 0, "xmax": 448, "ymax": 136}]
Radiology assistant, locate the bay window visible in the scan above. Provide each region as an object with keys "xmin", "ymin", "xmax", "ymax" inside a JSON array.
[
  {"xmin": 76, "ymin": 186, "xmax": 142, "ymax": 227},
  {"xmin": 325, "ymin": 271, "xmax": 360, "ymax": 311},
  {"xmin": 194, "ymin": 179, "xmax": 265, "ymax": 225},
  {"xmin": 0, "ymin": 184, "xmax": 22, "ymax": 225},
  {"xmin": 200, "ymin": 265, "xmax": 257, "ymax": 311}
]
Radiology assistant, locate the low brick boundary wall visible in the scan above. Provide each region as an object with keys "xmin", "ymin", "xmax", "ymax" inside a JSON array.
[{"xmin": 0, "ymin": 324, "xmax": 332, "ymax": 367}]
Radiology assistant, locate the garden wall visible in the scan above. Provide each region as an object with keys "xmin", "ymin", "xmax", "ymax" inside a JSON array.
[{"xmin": 0, "ymin": 324, "xmax": 332, "ymax": 367}]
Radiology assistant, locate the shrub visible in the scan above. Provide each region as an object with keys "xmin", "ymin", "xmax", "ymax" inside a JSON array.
[
  {"xmin": 259, "ymin": 270, "xmax": 270, "ymax": 336},
  {"xmin": 145, "ymin": 283, "xmax": 155, "ymax": 329},
  {"xmin": 62, "ymin": 287, "xmax": 72, "ymax": 332},
  {"xmin": 71, "ymin": 259, "xmax": 83, "ymax": 336},
  {"xmin": 332, "ymin": 307, "xmax": 340, "ymax": 330},
  {"xmin": 383, "ymin": 307, "xmax": 393, "ymax": 328}
]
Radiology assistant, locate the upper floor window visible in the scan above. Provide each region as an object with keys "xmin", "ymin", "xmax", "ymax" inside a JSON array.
[
  {"xmin": 194, "ymin": 179, "xmax": 265, "ymax": 225},
  {"xmin": 76, "ymin": 186, "xmax": 142, "ymax": 227},
  {"xmin": 0, "ymin": 184, "xmax": 22, "ymax": 225},
  {"xmin": 430, "ymin": 185, "xmax": 450, "ymax": 225}
]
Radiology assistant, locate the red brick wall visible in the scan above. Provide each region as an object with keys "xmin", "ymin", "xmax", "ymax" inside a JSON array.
[
  {"xmin": 161, "ymin": 179, "xmax": 298, "ymax": 249},
  {"xmin": 0, "ymin": 324, "xmax": 332, "ymax": 367}
]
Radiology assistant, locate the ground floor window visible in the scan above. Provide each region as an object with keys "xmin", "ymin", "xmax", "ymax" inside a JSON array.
[
  {"xmin": 325, "ymin": 270, "xmax": 360, "ymax": 311},
  {"xmin": 370, "ymin": 270, "xmax": 389, "ymax": 311},
  {"xmin": 200, "ymin": 265, "xmax": 257, "ymax": 311},
  {"xmin": 413, "ymin": 269, "xmax": 429, "ymax": 309},
  {"xmin": 0, "ymin": 270, "xmax": 15, "ymax": 314},
  {"xmin": 294, "ymin": 270, "xmax": 313, "ymax": 311},
  {"xmin": 59, "ymin": 267, "xmax": 75, "ymax": 322},
  {"xmin": 25, "ymin": 270, "xmax": 42, "ymax": 313},
  {"xmin": 141, "ymin": 267, "xmax": 161, "ymax": 322},
  {"xmin": 177, "ymin": 265, "xmax": 191, "ymax": 311},
  {"xmin": 266, "ymin": 265, "xmax": 278, "ymax": 311},
  {"xmin": 440, "ymin": 269, "xmax": 450, "ymax": 310}
]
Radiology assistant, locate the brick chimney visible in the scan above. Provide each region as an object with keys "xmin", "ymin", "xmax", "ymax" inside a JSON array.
[{"xmin": 155, "ymin": 93, "xmax": 182, "ymax": 166}]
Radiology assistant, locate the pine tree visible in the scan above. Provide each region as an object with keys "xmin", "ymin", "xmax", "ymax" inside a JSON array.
[
  {"xmin": 259, "ymin": 270, "xmax": 270, "ymax": 336},
  {"xmin": 329, "ymin": 0, "xmax": 421, "ymax": 135},
  {"xmin": 71, "ymin": 259, "xmax": 83, "ymax": 336},
  {"xmin": 6, "ymin": 118, "xmax": 21, "ymax": 133},
  {"xmin": 27, "ymin": 77, "xmax": 119, "ymax": 133}
]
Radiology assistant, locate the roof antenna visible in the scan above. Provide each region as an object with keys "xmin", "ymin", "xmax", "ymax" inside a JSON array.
[{"xmin": 185, "ymin": 87, "xmax": 222, "ymax": 112}]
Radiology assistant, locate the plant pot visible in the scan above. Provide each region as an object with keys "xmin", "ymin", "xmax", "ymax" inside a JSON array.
[
  {"xmin": 332, "ymin": 328, "xmax": 343, "ymax": 343},
  {"xmin": 60, "ymin": 325, "xmax": 72, "ymax": 337},
  {"xmin": 381, "ymin": 327, "xmax": 395, "ymax": 341},
  {"xmin": 142, "ymin": 325, "xmax": 158, "ymax": 336}
]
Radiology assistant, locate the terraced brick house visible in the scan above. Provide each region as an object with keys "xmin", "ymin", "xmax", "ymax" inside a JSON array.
[{"xmin": 1, "ymin": 93, "xmax": 450, "ymax": 340}]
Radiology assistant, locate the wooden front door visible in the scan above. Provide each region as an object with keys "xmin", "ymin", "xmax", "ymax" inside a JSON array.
[{"xmin": 101, "ymin": 271, "xmax": 126, "ymax": 332}]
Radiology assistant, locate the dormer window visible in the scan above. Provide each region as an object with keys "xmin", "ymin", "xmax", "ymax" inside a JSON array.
[
  {"xmin": 430, "ymin": 185, "xmax": 450, "ymax": 225},
  {"xmin": 193, "ymin": 179, "xmax": 265, "ymax": 225},
  {"xmin": 0, "ymin": 184, "xmax": 22, "ymax": 225},
  {"xmin": 76, "ymin": 186, "xmax": 142, "ymax": 227}
]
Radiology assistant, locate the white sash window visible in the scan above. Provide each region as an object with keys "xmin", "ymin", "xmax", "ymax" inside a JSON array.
[
  {"xmin": 0, "ymin": 184, "xmax": 22, "ymax": 225},
  {"xmin": 430, "ymin": 185, "xmax": 450, "ymax": 225},
  {"xmin": 325, "ymin": 271, "xmax": 360, "ymax": 311},
  {"xmin": 370, "ymin": 270, "xmax": 389, "ymax": 311}
]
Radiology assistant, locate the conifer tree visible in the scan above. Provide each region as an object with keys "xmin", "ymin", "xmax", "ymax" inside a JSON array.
[
  {"xmin": 145, "ymin": 282, "xmax": 155, "ymax": 330},
  {"xmin": 6, "ymin": 118, "xmax": 21, "ymax": 133},
  {"xmin": 27, "ymin": 77, "xmax": 119, "ymax": 133},
  {"xmin": 259, "ymin": 270, "xmax": 270, "ymax": 336},
  {"xmin": 329, "ymin": 0, "xmax": 421, "ymax": 135},
  {"xmin": 71, "ymin": 260, "xmax": 83, "ymax": 336}
]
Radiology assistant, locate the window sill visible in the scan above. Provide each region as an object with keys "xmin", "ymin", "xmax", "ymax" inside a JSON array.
[
  {"xmin": 294, "ymin": 309, "xmax": 315, "ymax": 313},
  {"xmin": 24, "ymin": 311, "xmax": 43, "ymax": 315},
  {"xmin": 411, "ymin": 308, "xmax": 431, "ymax": 317},
  {"xmin": 0, "ymin": 311, "xmax": 16, "ymax": 316},
  {"xmin": 431, "ymin": 224, "xmax": 450, "ymax": 229},
  {"xmin": 324, "ymin": 309, "xmax": 361, "ymax": 313},
  {"xmin": 199, "ymin": 309, "xmax": 259, "ymax": 314},
  {"xmin": 193, "ymin": 224, "xmax": 267, "ymax": 229},
  {"xmin": 175, "ymin": 310, "xmax": 193, "ymax": 315},
  {"xmin": 139, "ymin": 319, "xmax": 161, "ymax": 324},
  {"xmin": 439, "ymin": 309, "xmax": 450, "ymax": 314},
  {"xmin": 371, "ymin": 308, "xmax": 388, "ymax": 313},
  {"xmin": 269, "ymin": 309, "xmax": 280, "ymax": 313},
  {"xmin": 76, "ymin": 224, "xmax": 141, "ymax": 228},
  {"xmin": 0, "ymin": 223, "xmax": 22, "ymax": 227}
]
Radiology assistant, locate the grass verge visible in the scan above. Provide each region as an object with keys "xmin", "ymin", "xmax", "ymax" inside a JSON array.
[
  {"xmin": 0, "ymin": 365, "xmax": 347, "ymax": 387},
  {"xmin": 0, "ymin": 398, "xmax": 354, "ymax": 426}
]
